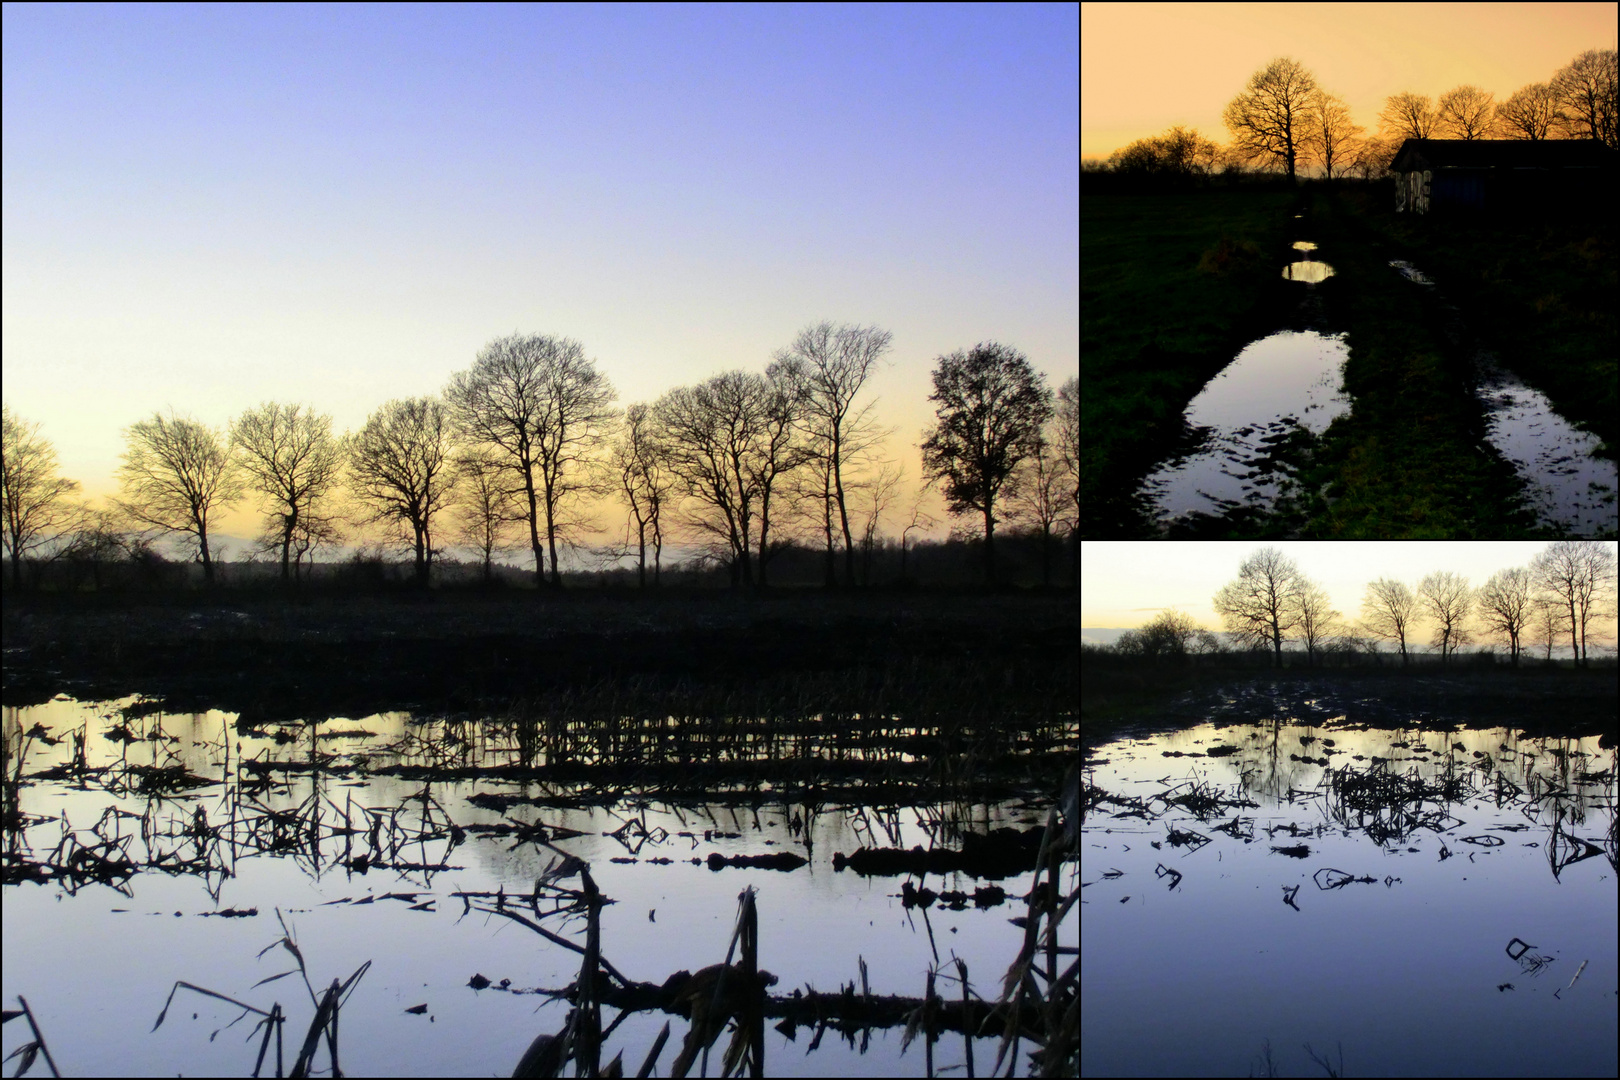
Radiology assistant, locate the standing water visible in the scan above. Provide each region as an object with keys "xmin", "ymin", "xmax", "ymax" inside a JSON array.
[{"xmin": 1141, "ymin": 241, "xmax": 1347, "ymax": 525}]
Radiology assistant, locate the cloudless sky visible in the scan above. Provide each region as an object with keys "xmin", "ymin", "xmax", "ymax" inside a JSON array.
[
  {"xmin": 2, "ymin": 3, "xmax": 1078, "ymax": 536},
  {"xmin": 1082, "ymin": 541, "xmax": 1620, "ymax": 649},
  {"xmin": 1081, "ymin": 1, "xmax": 1618, "ymax": 161}
]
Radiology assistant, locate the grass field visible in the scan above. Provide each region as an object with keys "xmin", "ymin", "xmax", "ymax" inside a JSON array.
[{"xmin": 1082, "ymin": 180, "xmax": 1618, "ymax": 538}]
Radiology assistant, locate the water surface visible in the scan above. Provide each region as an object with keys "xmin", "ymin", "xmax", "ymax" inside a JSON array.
[{"xmin": 1081, "ymin": 717, "xmax": 1617, "ymax": 1078}]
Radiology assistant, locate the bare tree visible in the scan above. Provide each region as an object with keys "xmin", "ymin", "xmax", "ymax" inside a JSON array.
[
  {"xmin": 1361, "ymin": 577, "xmax": 1417, "ymax": 666},
  {"xmin": 611, "ymin": 402, "xmax": 676, "ymax": 588},
  {"xmin": 1378, "ymin": 91, "xmax": 1439, "ymax": 140},
  {"xmin": 768, "ymin": 321, "xmax": 893, "ymax": 588},
  {"xmin": 1223, "ymin": 57, "xmax": 1320, "ymax": 182},
  {"xmin": 1106, "ymin": 125, "xmax": 1219, "ymax": 185},
  {"xmin": 447, "ymin": 334, "xmax": 617, "ymax": 588},
  {"xmin": 349, "ymin": 397, "xmax": 458, "ymax": 586},
  {"xmin": 116, "ymin": 411, "xmax": 241, "ymax": 584},
  {"xmin": 1497, "ymin": 82, "xmax": 1563, "ymax": 140},
  {"xmin": 1418, "ymin": 571, "xmax": 1473, "ymax": 664},
  {"xmin": 1530, "ymin": 595, "xmax": 1562, "ymax": 663},
  {"xmin": 654, "ymin": 370, "xmax": 806, "ymax": 590},
  {"xmin": 1007, "ymin": 434, "xmax": 1067, "ymax": 587},
  {"xmin": 1294, "ymin": 580, "xmax": 1341, "ymax": 668},
  {"xmin": 898, "ymin": 485, "xmax": 936, "ymax": 585},
  {"xmin": 1476, "ymin": 567, "xmax": 1533, "ymax": 667},
  {"xmin": 1306, "ymin": 88, "xmax": 1364, "ymax": 179},
  {"xmin": 453, "ymin": 449, "xmax": 523, "ymax": 584},
  {"xmin": 1213, "ymin": 547, "xmax": 1304, "ymax": 668},
  {"xmin": 1550, "ymin": 48, "xmax": 1618, "ymax": 149},
  {"xmin": 230, "ymin": 402, "xmax": 345, "ymax": 584},
  {"xmin": 1436, "ymin": 85, "xmax": 1497, "ymax": 139},
  {"xmin": 920, "ymin": 343, "xmax": 1053, "ymax": 585},
  {"xmin": 851, "ymin": 460, "xmax": 904, "ymax": 587},
  {"xmin": 1053, "ymin": 376, "xmax": 1078, "ymax": 583},
  {"xmin": 749, "ymin": 368, "xmax": 811, "ymax": 588},
  {"xmin": 1533, "ymin": 541, "xmax": 1617, "ymax": 668},
  {"xmin": 2, "ymin": 406, "xmax": 82, "ymax": 589}
]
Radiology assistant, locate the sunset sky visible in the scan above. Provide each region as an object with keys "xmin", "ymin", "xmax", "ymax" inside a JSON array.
[
  {"xmin": 1082, "ymin": 541, "xmax": 1620, "ymax": 652},
  {"xmin": 1081, "ymin": 1, "xmax": 1618, "ymax": 163},
  {"xmin": 2, "ymin": 4, "xmax": 1078, "ymax": 541}
]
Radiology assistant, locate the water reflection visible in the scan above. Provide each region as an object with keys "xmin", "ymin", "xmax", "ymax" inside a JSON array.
[
  {"xmin": 1291, "ymin": 241, "xmax": 1318, "ymax": 251},
  {"xmin": 1388, "ymin": 259, "xmax": 1432, "ymax": 284},
  {"xmin": 1141, "ymin": 331, "xmax": 1350, "ymax": 521},
  {"xmin": 1282, "ymin": 259, "xmax": 1334, "ymax": 282},
  {"xmin": 1474, "ymin": 353, "xmax": 1619, "ymax": 536},
  {"xmin": 1081, "ymin": 718, "xmax": 1617, "ymax": 1078},
  {"xmin": 1, "ymin": 696, "xmax": 1073, "ymax": 1078}
]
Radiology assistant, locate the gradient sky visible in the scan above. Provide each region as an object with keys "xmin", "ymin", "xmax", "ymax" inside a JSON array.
[
  {"xmin": 1082, "ymin": 540, "xmax": 1620, "ymax": 649},
  {"xmin": 2, "ymin": 3, "xmax": 1078, "ymax": 538},
  {"xmin": 1081, "ymin": 1, "xmax": 1618, "ymax": 162}
]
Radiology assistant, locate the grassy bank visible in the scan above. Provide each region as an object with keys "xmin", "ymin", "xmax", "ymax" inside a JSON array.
[{"xmin": 1081, "ymin": 188, "xmax": 1297, "ymax": 535}]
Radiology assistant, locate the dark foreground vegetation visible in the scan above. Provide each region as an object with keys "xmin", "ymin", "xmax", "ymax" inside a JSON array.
[
  {"xmin": 3, "ymin": 589, "xmax": 1077, "ymax": 725},
  {"xmin": 1082, "ymin": 647, "xmax": 1618, "ymax": 751},
  {"xmin": 1082, "ymin": 178, "xmax": 1617, "ymax": 537}
]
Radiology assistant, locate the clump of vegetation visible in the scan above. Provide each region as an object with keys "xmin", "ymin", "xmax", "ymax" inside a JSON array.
[{"xmin": 1197, "ymin": 236, "xmax": 1265, "ymax": 277}]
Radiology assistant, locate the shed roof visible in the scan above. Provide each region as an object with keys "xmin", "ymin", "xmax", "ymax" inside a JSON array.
[{"xmin": 1391, "ymin": 138, "xmax": 1616, "ymax": 173}]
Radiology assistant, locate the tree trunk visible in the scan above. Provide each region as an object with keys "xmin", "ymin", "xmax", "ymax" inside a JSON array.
[{"xmin": 981, "ymin": 501, "xmax": 996, "ymax": 585}]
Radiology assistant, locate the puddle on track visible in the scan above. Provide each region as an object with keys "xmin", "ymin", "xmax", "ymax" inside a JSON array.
[
  {"xmin": 1140, "ymin": 331, "xmax": 1350, "ymax": 522},
  {"xmin": 1387, "ymin": 257, "xmax": 1618, "ymax": 535},
  {"xmin": 1081, "ymin": 718, "xmax": 1618, "ymax": 1078},
  {"xmin": 1474, "ymin": 353, "xmax": 1619, "ymax": 536}
]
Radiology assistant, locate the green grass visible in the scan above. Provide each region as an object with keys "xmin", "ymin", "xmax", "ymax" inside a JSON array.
[{"xmin": 1081, "ymin": 188, "xmax": 1298, "ymax": 534}]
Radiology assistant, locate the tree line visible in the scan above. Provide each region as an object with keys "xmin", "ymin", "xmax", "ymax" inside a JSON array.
[
  {"xmin": 2, "ymin": 324, "xmax": 1079, "ymax": 592},
  {"xmin": 1105, "ymin": 543, "xmax": 1617, "ymax": 669},
  {"xmin": 1083, "ymin": 47, "xmax": 1618, "ymax": 189}
]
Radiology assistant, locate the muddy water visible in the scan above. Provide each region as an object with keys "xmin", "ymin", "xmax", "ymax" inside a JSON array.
[
  {"xmin": 0, "ymin": 696, "xmax": 1055, "ymax": 1078},
  {"xmin": 1386, "ymin": 257, "xmax": 1618, "ymax": 536},
  {"xmin": 1140, "ymin": 330, "xmax": 1350, "ymax": 522},
  {"xmin": 1081, "ymin": 718, "xmax": 1618, "ymax": 1078}
]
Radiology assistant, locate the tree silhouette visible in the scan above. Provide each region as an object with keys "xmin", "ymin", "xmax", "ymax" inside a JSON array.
[
  {"xmin": 349, "ymin": 397, "xmax": 458, "ymax": 586},
  {"xmin": 1361, "ymin": 577, "xmax": 1417, "ymax": 666},
  {"xmin": 1418, "ymin": 571, "xmax": 1473, "ymax": 665},
  {"xmin": 1550, "ymin": 48, "xmax": 1618, "ymax": 149},
  {"xmin": 2, "ymin": 406, "xmax": 81, "ymax": 590},
  {"xmin": 920, "ymin": 343, "xmax": 1052, "ymax": 585},
  {"xmin": 1223, "ymin": 58, "xmax": 1320, "ymax": 183},
  {"xmin": 1477, "ymin": 567, "xmax": 1533, "ymax": 667},
  {"xmin": 116, "ymin": 411, "xmax": 241, "ymax": 585},
  {"xmin": 1212, "ymin": 547, "xmax": 1303, "ymax": 668},
  {"xmin": 448, "ymin": 334, "xmax": 617, "ymax": 588},
  {"xmin": 1378, "ymin": 92, "xmax": 1438, "ymax": 140},
  {"xmin": 1436, "ymin": 85, "xmax": 1497, "ymax": 139},
  {"xmin": 231, "ymin": 402, "xmax": 344, "ymax": 584},
  {"xmin": 1496, "ymin": 82, "xmax": 1562, "ymax": 140}
]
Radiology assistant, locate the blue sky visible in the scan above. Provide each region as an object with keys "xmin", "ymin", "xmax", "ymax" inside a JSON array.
[{"xmin": 2, "ymin": 2, "xmax": 1078, "ymax": 535}]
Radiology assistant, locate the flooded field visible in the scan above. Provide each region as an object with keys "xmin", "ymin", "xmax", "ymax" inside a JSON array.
[
  {"xmin": 1080, "ymin": 708, "xmax": 1618, "ymax": 1078},
  {"xmin": 2, "ymin": 689, "xmax": 1076, "ymax": 1077}
]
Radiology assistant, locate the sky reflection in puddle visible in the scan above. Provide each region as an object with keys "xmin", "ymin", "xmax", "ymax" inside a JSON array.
[
  {"xmin": 1282, "ymin": 259, "xmax": 1334, "ymax": 282},
  {"xmin": 1141, "ymin": 331, "xmax": 1350, "ymax": 521},
  {"xmin": 1474, "ymin": 355, "xmax": 1619, "ymax": 535}
]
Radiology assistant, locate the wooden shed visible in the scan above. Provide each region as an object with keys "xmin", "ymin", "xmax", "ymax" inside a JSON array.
[{"xmin": 1390, "ymin": 138, "xmax": 1615, "ymax": 215}]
